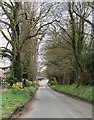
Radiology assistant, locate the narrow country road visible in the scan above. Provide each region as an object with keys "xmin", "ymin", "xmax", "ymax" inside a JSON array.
[{"xmin": 21, "ymin": 80, "xmax": 92, "ymax": 118}]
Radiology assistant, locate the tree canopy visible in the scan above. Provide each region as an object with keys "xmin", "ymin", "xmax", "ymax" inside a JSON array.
[{"xmin": 0, "ymin": 1, "xmax": 93, "ymax": 86}]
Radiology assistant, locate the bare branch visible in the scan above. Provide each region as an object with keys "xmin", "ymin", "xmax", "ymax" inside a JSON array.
[
  {"xmin": 0, "ymin": 29, "xmax": 13, "ymax": 46},
  {"xmin": 0, "ymin": 19, "xmax": 11, "ymax": 27},
  {"xmin": 56, "ymin": 22, "xmax": 72, "ymax": 40},
  {"xmin": 0, "ymin": 52, "xmax": 12, "ymax": 61},
  {"xmin": 28, "ymin": 20, "xmax": 56, "ymax": 39},
  {"xmin": 73, "ymin": 9, "xmax": 94, "ymax": 28},
  {"xmin": 0, "ymin": 47, "xmax": 13, "ymax": 55},
  {"xmin": 1, "ymin": 4, "xmax": 13, "ymax": 21}
]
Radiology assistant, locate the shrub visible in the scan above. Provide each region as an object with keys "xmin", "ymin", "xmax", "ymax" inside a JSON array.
[
  {"xmin": 7, "ymin": 76, "xmax": 18, "ymax": 86},
  {"xmin": 2, "ymin": 82, "xmax": 11, "ymax": 89},
  {"xmin": 33, "ymin": 80, "xmax": 39, "ymax": 87},
  {"xmin": 25, "ymin": 80, "xmax": 33, "ymax": 87}
]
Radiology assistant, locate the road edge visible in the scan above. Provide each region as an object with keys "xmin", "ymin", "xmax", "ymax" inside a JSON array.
[
  {"xmin": 8, "ymin": 87, "xmax": 38, "ymax": 119},
  {"xmin": 49, "ymin": 86, "xmax": 93, "ymax": 105}
]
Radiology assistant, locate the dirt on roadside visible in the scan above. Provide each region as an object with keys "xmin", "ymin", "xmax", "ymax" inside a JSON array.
[{"xmin": 9, "ymin": 93, "xmax": 36, "ymax": 119}]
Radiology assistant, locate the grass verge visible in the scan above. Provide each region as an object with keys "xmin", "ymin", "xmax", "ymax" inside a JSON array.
[
  {"xmin": 49, "ymin": 84, "xmax": 93, "ymax": 102},
  {"xmin": 2, "ymin": 85, "xmax": 38, "ymax": 118}
]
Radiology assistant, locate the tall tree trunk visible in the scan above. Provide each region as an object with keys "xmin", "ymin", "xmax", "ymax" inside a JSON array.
[{"xmin": 13, "ymin": 53, "xmax": 22, "ymax": 82}]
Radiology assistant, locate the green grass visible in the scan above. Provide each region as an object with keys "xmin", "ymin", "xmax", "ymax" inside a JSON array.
[
  {"xmin": 50, "ymin": 84, "xmax": 93, "ymax": 102},
  {"xmin": 2, "ymin": 86, "xmax": 38, "ymax": 118}
]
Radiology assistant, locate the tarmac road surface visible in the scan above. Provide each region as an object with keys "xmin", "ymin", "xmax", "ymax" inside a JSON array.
[{"xmin": 21, "ymin": 79, "xmax": 92, "ymax": 118}]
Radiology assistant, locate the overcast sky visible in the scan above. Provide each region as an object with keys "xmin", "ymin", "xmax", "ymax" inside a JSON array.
[
  {"xmin": 0, "ymin": 0, "xmax": 92, "ymax": 69},
  {"xmin": 15, "ymin": 0, "xmax": 94, "ymax": 2},
  {"xmin": 0, "ymin": 32, "xmax": 11, "ymax": 68}
]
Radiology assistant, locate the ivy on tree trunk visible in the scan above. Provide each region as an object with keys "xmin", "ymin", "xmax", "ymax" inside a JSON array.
[{"xmin": 13, "ymin": 53, "xmax": 22, "ymax": 82}]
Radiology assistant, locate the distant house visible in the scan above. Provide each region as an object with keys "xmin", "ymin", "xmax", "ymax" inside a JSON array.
[
  {"xmin": 0, "ymin": 66, "xmax": 11, "ymax": 86},
  {"xmin": 0, "ymin": 70, "xmax": 5, "ymax": 79},
  {"xmin": 0, "ymin": 70, "xmax": 5, "ymax": 85},
  {"xmin": 36, "ymin": 76, "xmax": 45, "ymax": 81}
]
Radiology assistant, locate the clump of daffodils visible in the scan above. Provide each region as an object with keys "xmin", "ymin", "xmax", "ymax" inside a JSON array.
[{"xmin": 12, "ymin": 84, "xmax": 26, "ymax": 91}]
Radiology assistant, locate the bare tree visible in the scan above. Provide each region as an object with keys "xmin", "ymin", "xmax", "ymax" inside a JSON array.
[{"xmin": 0, "ymin": 1, "xmax": 58, "ymax": 82}]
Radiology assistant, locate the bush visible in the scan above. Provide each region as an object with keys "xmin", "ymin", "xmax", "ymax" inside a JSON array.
[
  {"xmin": 7, "ymin": 76, "xmax": 18, "ymax": 86},
  {"xmin": 2, "ymin": 82, "xmax": 11, "ymax": 89},
  {"xmin": 33, "ymin": 80, "xmax": 39, "ymax": 87},
  {"xmin": 25, "ymin": 80, "xmax": 33, "ymax": 87}
]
